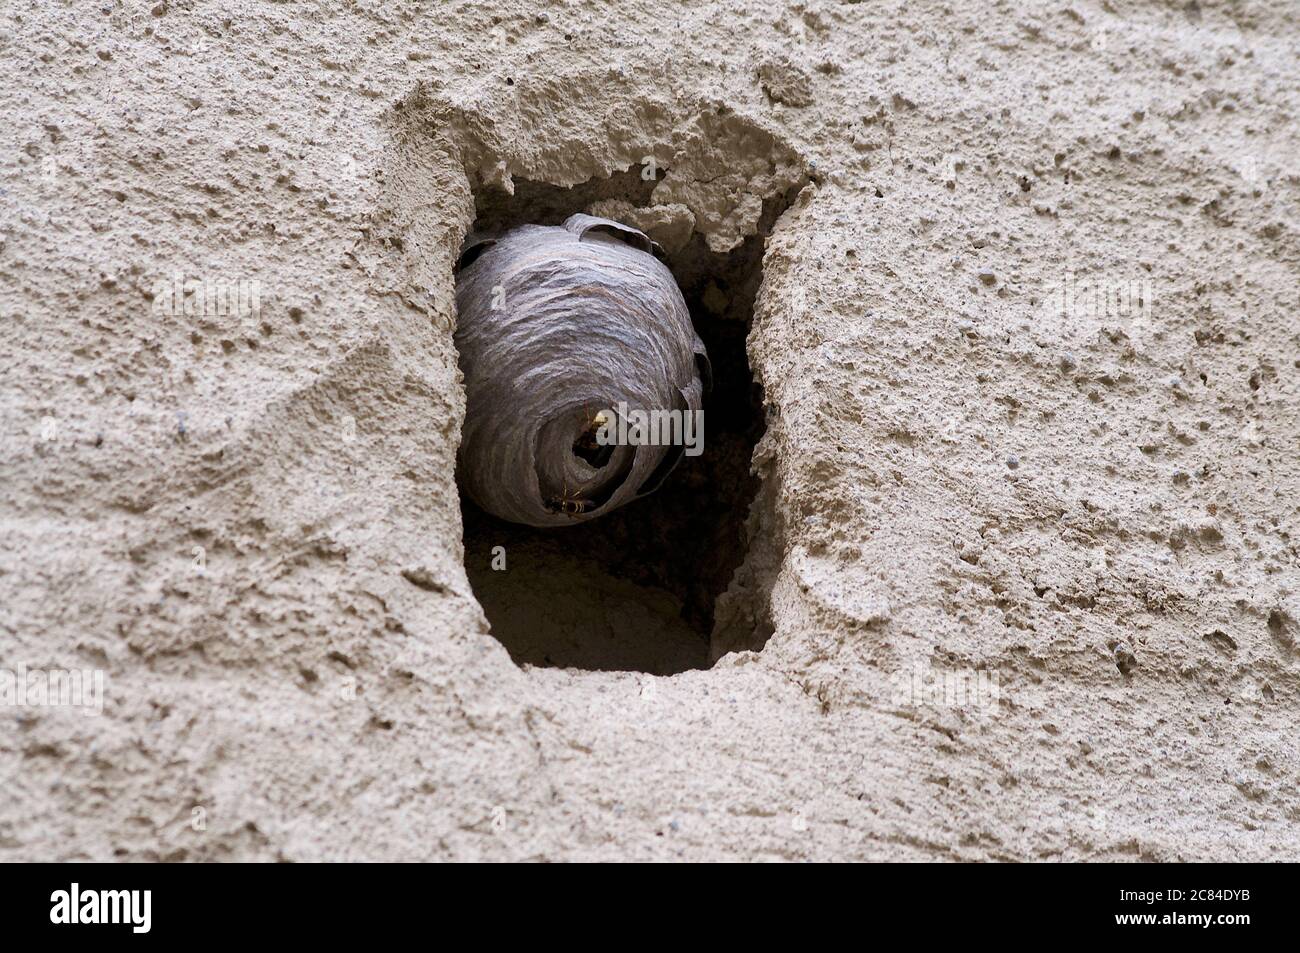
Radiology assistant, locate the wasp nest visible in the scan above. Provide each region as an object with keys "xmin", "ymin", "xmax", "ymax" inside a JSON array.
[{"xmin": 454, "ymin": 213, "xmax": 709, "ymax": 528}]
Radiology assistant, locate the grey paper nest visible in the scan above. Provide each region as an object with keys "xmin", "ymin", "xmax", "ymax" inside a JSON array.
[{"xmin": 454, "ymin": 213, "xmax": 709, "ymax": 528}]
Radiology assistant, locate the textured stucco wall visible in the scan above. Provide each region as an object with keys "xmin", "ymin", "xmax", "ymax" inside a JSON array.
[{"xmin": 2, "ymin": 0, "xmax": 1298, "ymax": 860}]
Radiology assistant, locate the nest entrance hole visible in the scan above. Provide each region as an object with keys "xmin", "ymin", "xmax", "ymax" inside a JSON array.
[
  {"xmin": 571, "ymin": 411, "xmax": 613, "ymax": 469},
  {"xmin": 460, "ymin": 170, "xmax": 789, "ymax": 675}
]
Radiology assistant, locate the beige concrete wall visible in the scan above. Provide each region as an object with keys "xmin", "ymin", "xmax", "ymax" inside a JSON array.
[{"xmin": 2, "ymin": 0, "xmax": 1297, "ymax": 860}]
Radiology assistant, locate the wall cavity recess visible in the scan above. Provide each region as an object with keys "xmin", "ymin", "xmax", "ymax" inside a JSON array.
[{"xmin": 459, "ymin": 169, "xmax": 793, "ymax": 675}]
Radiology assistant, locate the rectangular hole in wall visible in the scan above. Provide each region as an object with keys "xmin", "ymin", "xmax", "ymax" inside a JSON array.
[{"xmin": 459, "ymin": 170, "xmax": 793, "ymax": 675}]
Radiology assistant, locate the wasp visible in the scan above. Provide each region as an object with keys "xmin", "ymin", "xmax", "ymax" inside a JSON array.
[
  {"xmin": 572, "ymin": 406, "xmax": 613, "ymax": 468},
  {"xmin": 573, "ymin": 406, "xmax": 610, "ymax": 452},
  {"xmin": 545, "ymin": 481, "xmax": 592, "ymax": 517}
]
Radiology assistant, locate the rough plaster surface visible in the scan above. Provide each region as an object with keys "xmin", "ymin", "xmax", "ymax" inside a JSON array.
[{"xmin": 1, "ymin": 0, "xmax": 1298, "ymax": 861}]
